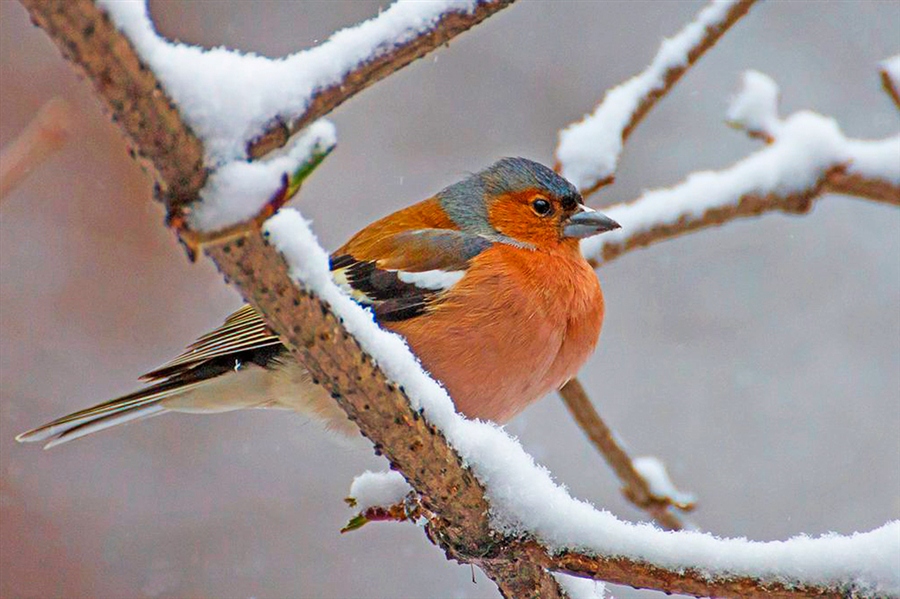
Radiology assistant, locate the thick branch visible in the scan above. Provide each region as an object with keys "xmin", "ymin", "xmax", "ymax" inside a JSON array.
[
  {"xmin": 203, "ymin": 233, "xmax": 562, "ymax": 599},
  {"xmin": 20, "ymin": 0, "xmax": 207, "ymax": 206},
  {"xmin": 247, "ymin": 0, "xmax": 516, "ymax": 160},
  {"xmin": 558, "ymin": 379, "xmax": 687, "ymax": 531}
]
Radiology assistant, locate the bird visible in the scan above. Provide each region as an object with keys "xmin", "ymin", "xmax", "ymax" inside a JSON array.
[{"xmin": 17, "ymin": 157, "xmax": 620, "ymax": 449}]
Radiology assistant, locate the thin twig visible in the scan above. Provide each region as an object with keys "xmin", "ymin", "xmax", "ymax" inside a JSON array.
[
  {"xmin": 880, "ymin": 57, "xmax": 900, "ymax": 111},
  {"xmin": 592, "ymin": 164, "xmax": 899, "ymax": 268},
  {"xmin": 246, "ymin": 0, "xmax": 516, "ymax": 160},
  {"xmin": 0, "ymin": 96, "xmax": 73, "ymax": 202},
  {"xmin": 619, "ymin": 1, "xmax": 756, "ymax": 156},
  {"xmin": 558, "ymin": 379, "xmax": 686, "ymax": 531},
  {"xmin": 555, "ymin": 0, "xmax": 757, "ymax": 195}
]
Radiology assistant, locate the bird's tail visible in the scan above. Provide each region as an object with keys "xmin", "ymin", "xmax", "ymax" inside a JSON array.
[{"xmin": 15, "ymin": 378, "xmax": 208, "ymax": 449}]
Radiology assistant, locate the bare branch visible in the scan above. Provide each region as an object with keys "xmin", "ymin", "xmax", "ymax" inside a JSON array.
[
  {"xmin": 556, "ymin": 0, "xmax": 757, "ymax": 194},
  {"xmin": 880, "ymin": 55, "xmax": 900, "ymax": 111},
  {"xmin": 0, "ymin": 96, "xmax": 73, "ymax": 202},
  {"xmin": 558, "ymin": 379, "xmax": 690, "ymax": 531}
]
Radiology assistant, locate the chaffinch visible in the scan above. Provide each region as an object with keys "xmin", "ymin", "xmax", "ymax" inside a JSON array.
[{"xmin": 18, "ymin": 157, "xmax": 620, "ymax": 448}]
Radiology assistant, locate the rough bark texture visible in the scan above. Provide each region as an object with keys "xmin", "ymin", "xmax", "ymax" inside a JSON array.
[
  {"xmin": 246, "ymin": 0, "xmax": 516, "ymax": 159},
  {"xmin": 204, "ymin": 234, "xmax": 562, "ymax": 599},
  {"xmin": 20, "ymin": 0, "xmax": 207, "ymax": 208}
]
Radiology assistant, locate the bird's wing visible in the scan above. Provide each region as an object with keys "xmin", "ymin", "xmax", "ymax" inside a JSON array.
[
  {"xmin": 330, "ymin": 228, "xmax": 492, "ymax": 322},
  {"xmin": 141, "ymin": 229, "xmax": 492, "ymax": 381},
  {"xmin": 139, "ymin": 304, "xmax": 283, "ymax": 381}
]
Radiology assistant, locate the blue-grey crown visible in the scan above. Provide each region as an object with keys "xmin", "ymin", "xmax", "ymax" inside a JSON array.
[
  {"xmin": 480, "ymin": 157, "xmax": 579, "ymax": 200},
  {"xmin": 437, "ymin": 157, "xmax": 580, "ymax": 236}
]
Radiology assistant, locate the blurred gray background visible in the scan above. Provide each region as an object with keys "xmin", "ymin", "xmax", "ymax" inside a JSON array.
[{"xmin": 1, "ymin": 1, "xmax": 898, "ymax": 597}]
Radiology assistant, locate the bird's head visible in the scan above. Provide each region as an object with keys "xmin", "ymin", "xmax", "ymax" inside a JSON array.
[{"xmin": 438, "ymin": 157, "xmax": 620, "ymax": 250}]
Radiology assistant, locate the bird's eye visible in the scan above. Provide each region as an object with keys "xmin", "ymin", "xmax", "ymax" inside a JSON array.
[{"xmin": 532, "ymin": 198, "xmax": 552, "ymax": 216}]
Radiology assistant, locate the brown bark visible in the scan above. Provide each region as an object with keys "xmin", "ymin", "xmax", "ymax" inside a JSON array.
[
  {"xmin": 246, "ymin": 1, "xmax": 516, "ymax": 160},
  {"xmin": 19, "ymin": 0, "xmax": 207, "ymax": 208},
  {"xmin": 558, "ymin": 379, "xmax": 689, "ymax": 531},
  {"xmin": 557, "ymin": 0, "xmax": 758, "ymax": 196}
]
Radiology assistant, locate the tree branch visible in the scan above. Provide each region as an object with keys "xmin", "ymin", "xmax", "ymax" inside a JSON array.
[
  {"xmin": 556, "ymin": 0, "xmax": 757, "ymax": 195},
  {"xmin": 0, "ymin": 96, "xmax": 73, "ymax": 202},
  {"xmin": 880, "ymin": 55, "xmax": 900, "ymax": 111},
  {"xmin": 19, "ymin": 0, "xmax": 207, "ymax": 206},
  {"xmin": 203, "ymin": 232, "xmax": 563, "ymax": 599},
  {"xmin": 558, "ymin": 379, "xmax": 690, "ymax": 531},
  {"xmin": 246, "ymin": 1, "xmax": 516, "ymax": 160},
  {"xmin": 583, "ymin": 71, "xmax": 899, "ymax": 267}
]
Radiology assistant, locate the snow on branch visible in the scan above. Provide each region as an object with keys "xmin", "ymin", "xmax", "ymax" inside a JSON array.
[
  {"xmin": 556, "ymin": 0, "xmax": 756, "ymax": 194},
  {"xmin": 97, "ymin": 0, "xmax": 513, "ymax": 165},
  {"xmin": 558, "ymin": 378, "xmax": 693, "ymax": 532},
  {"xmin": 22, "ymin": 0, "xmax": 512, "ymax": 220},
  {"xmin": 261, "ymin": 208, "xmax": 895, "ymax": 598},
  {"xmin": 584, "ymin": 70, "xmax": 900, "ymax": 266},
  {"xmin": 91, "ymin": 0, "xmax": 513, "ymax": 232},
  {"xmin": 881, "ymin": 55, "xmax": 900, "ymax": 110}
]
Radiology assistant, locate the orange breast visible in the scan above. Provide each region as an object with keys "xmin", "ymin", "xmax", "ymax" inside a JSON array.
[{"xmin": 386, "ymin": 244, "xmax": 604, "ymax": 422}]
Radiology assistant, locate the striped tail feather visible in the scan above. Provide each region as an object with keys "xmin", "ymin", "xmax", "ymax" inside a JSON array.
[{"xmin": 15, "ymin": 379, "xmax": 207, "ymax": 449}]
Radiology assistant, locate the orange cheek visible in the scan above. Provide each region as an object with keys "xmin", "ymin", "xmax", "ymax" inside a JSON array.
[{"xmin": 487, "ymin": 192, "xmax": 560, "ymax": 247}]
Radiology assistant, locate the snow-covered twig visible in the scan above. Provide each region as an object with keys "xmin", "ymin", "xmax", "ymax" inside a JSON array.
[
  {"xmin": 583, "ymin": 70, "xmax": 900, "ymax": 266},
  {"xmin": 556, "ymin": 0, "xmax": 757, "ymax": 194},
  {"xmin": 0, "ymin": 97, "xmax": 73, "ymax": 202},
  {"xmin": 881, "ymin": 55, "xmax": 900, "ymax": 111},
  {"xmin": 92, "ymin": 0, "xmax": 514, "ymax": 165},
  {"xmin": 558, "ymin": 379, "xmax": 693, "ymax": 531},
  {"xmin": 21, "ymin": 0, "xmax": 513, "ymax": 216}
]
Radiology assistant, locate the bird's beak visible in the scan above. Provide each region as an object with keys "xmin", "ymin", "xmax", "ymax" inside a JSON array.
[{"xmin": 563, "ymin": 205, "xmax": 621, "ymax": 239}]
